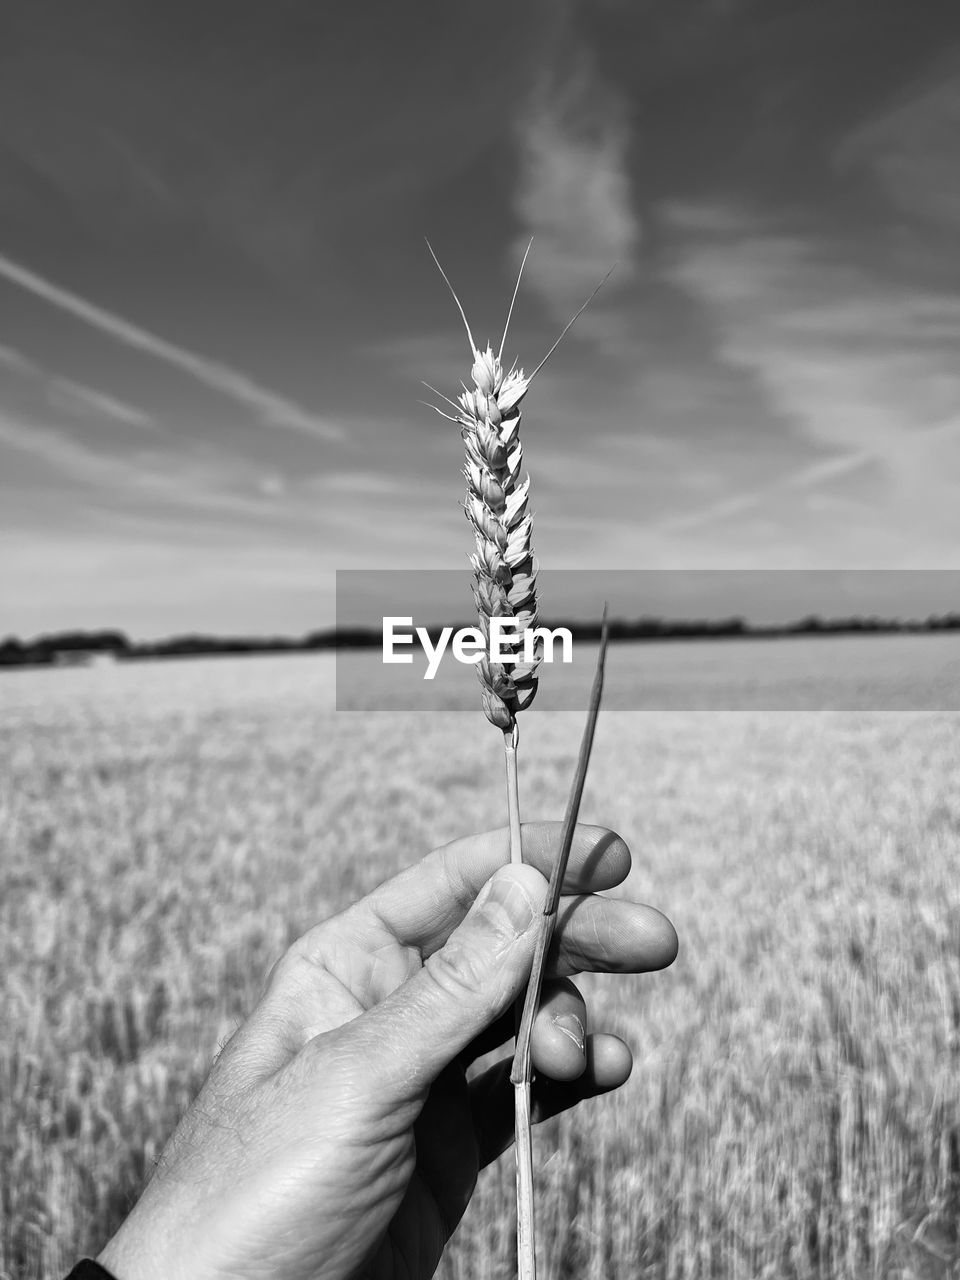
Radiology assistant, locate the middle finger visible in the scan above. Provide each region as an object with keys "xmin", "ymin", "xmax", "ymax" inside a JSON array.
[{"xmin": 552, "ymin": 894, "xmax": 678, "ymax": 978}]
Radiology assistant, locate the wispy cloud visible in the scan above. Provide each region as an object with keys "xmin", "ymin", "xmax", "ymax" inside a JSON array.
[
  {"xmin": 834, "ymin": 55, "xmax": 960, "ymax": 232},
  {"xmin": 306, "ymin": 469, "xmax": 405, "ymax": 496},
  {"xmin": 0, "ymin": 527, "xmax": 340, "ymax": 639},
  {"xmin": 0, "ymin": 343, "xmax": 37, "ymax": 373},
  {"xmin": 512, "ymin": 32, "xmax": 639, "ymax": 327},
  {"xmin": 46, "ymin": 377, "xmax": 154, "ymax": 429},
  {"xmin": 0, "ymin": 410, "xmax": 279, "ymax": 519},
  {"xmin": 659, "ymin": 202, "xmax": 960, "ymax": 557},
  {"xmin": 0, "ymin": 253, "xmax": 342, "ymax": 441},
  {"xmin": 0, "ymin": 403, "xmax": 462, "ymax": 570},
  {"xmin": 0, "ymin": 339, "xmax": 153, "ymax": 429}
]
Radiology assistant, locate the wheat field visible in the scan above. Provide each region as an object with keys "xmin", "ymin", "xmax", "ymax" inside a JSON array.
[{"xmin": 2, "ymin": 649, "xmax": 959, "ymax": 1279}]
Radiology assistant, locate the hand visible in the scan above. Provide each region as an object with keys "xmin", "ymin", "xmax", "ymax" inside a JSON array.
[{"xmin": 98, "ymin": 823, "xmax": 678, "ymax": 1280}]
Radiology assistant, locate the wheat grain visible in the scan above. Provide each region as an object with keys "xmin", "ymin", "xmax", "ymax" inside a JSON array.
[{"xmin": 462, "ymin": 350, "xmax": 541, "ymax": 730}]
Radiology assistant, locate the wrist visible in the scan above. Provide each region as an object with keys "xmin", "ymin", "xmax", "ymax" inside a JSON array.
[{"xmin": 96, "ymin": 1227, "xmax": 175, "ymax": 1280}]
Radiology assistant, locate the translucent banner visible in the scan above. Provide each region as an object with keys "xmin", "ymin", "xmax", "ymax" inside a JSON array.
[{"xmin": 334, "ymin": 569, "xmax": 960, "ymax": 712}]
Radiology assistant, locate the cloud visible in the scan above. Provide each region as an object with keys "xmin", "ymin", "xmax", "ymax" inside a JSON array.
[
  {"xmin": 46, "ymin": 377, "xmax": 154, "ymax": 429},
  {"xmin": 257, "ymin": 473, "xmax": 286, "ymax": 499},
  {"xmin": 0, "ymin": 253, "xmax": 342, "ymax": 441},
  {"xmin": 0, "ymin": 527, "xmax": 340, "ymax": 639},
  {"xmin": 0, "ymin": 401, "xmax": 464, "ymax": 577},
  {"xmin": 0, "ymin": 343, "xmax": 38, "ymax": 373},
  {"xmin": 307, "ymin": 470, "xmax": 405, "ymax": 496},
  {"xmin": 512, "ymin": 39, "xmax": 639, "ymax": 325},
  {"xmin": 835, "ymin": 57, "xmax": 960, "ymax": 231},
  {"xmin": 0, "ymin": 410, "xmax": 294, "ymax": 521},
  {"xmin": 659, "ymin": 202, "xmax": 960, "ymax": 554},
  {"xmin": 660, "ymin": 202, "xmax": 768, "ymax": 237},
  {"xmin": 0, "ymin": 341, "xmax": 152, "ymax": 428}
]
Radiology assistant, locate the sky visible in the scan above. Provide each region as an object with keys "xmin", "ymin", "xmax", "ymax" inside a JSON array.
[{"xmin": 2, "ymin": 0, "xmax": 960, "ymax": 638}]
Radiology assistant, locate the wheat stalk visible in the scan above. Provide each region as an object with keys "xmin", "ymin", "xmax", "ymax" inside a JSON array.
[{"xmin": 426, "ymin": 241, "xmax": 613, "ymax": 1280}]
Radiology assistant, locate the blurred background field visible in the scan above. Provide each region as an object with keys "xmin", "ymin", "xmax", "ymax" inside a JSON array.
[{"xmin": 2, "ymin": 647, "xmax": 959, "ymax": 1279}]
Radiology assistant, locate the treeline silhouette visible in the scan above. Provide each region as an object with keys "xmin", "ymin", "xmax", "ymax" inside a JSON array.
[{"xmin": 2, "ymin": 613, "xmax": 960, "ymax": 669}]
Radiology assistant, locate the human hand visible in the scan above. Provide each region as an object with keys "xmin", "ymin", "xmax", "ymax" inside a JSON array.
[{"xmin": 98, "ymin": 823, "xmax": 678, "ymax": 1280}]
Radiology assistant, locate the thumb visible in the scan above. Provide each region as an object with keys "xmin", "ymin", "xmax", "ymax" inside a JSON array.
[{"xmin": 350, "ymin": 863, "xmax": 547, "ymax": 1102}]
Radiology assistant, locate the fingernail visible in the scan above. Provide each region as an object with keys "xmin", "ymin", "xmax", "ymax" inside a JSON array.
[
  {"xmin": 482, "ymin": 874, "xmax": 537, "ymax": 933},
  {"xmin": 553, "ymin": 1013, "xmax": 585, "ymax": 1054}
]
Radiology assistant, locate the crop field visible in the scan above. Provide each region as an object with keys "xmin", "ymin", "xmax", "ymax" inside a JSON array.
[{"xmin": 2, "ymin": 644, "xmax": 960, "ymax": 1279}]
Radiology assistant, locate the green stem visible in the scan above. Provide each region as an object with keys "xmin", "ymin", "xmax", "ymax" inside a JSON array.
[
  {"xmin": 503, "ymin": 722, "xmax": 522, "ymax": 866},
  {"xmin": 511, "ymin": 610, "xmax": 610, "ymax": 1280}
]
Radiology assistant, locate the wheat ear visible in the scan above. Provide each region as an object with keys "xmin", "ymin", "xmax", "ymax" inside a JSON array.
[
  {"xmin": 426, "ymin": 241, "xmax": 612, "ymax": 1280},
  {"xmin": 426, "ymin": 239, "xmax": 541, "ymax": 749}
]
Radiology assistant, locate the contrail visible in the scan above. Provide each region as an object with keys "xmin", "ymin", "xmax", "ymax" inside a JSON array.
[{"xmin": 0, "ymin": 252, "xmax": 341, "ymax": 441}]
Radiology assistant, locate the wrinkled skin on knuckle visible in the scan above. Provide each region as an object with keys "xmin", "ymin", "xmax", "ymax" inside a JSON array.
[
  {"xmin": 259, "ymin": 939, "xmax": 311, "ymax": 1002},
  {"xmin": 265, "ymin": 946, "xmax": 311, "ymax": 999},
  {"xmin": 424, "ymin": 934, "xmax": 490, "ymax": 1006},
  {"xmin": 423, "ymin": 922, "xmax": 521, "ymax": 1022},
  {"xmin": 421, "ymin": 894, "xmax": 526, "ymax": 1007}
]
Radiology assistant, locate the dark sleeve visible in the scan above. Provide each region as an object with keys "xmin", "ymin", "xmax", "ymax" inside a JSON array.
[{"xmin": 64, "ymin": 1263, "xmax": 118, "ymax": 1280}]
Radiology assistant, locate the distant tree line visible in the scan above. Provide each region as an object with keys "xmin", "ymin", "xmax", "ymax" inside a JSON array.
[{"xmin": 2, "ymin": 612, "xmax": 959, "ymax": 670}]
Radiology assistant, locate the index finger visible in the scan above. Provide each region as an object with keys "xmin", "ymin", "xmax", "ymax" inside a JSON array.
[{"xmin": 348, "ymin": 823, "xmax": 630, "ymax": 957}]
